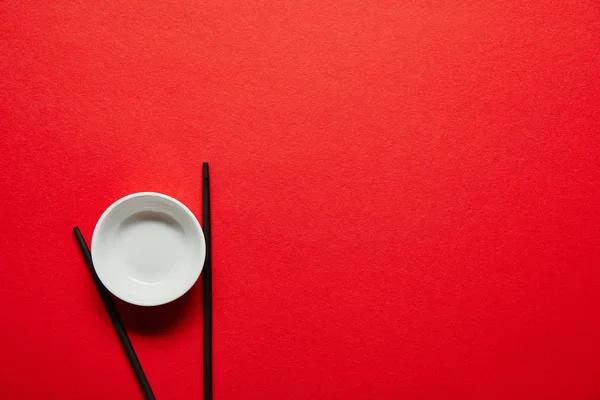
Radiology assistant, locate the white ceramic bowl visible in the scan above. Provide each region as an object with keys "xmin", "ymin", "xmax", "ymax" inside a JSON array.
[{"xmin": 91, "ymin": 192, "xmax": 205, "ymax": 306}]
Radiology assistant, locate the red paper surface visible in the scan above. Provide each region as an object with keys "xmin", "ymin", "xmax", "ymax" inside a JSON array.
[{"xmin": 2, "ymin": 1, "xmax": 600, "ymax": 399}]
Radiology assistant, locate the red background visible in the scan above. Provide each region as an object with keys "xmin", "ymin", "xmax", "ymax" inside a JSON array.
[{"xmin": 2, "ymin": 1, "xmax": 600, "ymax": 399}]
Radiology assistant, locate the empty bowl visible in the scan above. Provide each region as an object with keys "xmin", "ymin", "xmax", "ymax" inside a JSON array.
[{"xmin": 91, "ymin": 192, "xmax": 205, "ymax": 306}]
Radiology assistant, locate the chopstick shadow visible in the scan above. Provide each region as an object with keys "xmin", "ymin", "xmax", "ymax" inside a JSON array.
[{"xmin": 114, "ymin": 283, "xmax": 201, "ymax": 335}]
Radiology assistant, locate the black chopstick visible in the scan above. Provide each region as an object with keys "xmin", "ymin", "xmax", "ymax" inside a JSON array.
[
  {"xmin": 202, "ymin": 162, "xmax": 213, "ymax": 400},
  {"xmin": 73, "ymin": 227, "xmax": 156, "ymax": 400}
]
